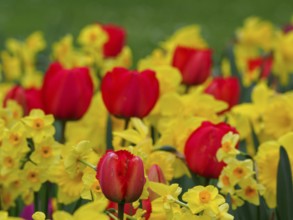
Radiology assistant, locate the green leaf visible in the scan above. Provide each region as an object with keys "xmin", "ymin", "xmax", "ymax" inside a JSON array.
[
  {"xmin": 276, "ymin": 146, "xmax": 293, "ymax": 220},
  {"xmin": 106, "ymin": 114, "xmax": 113, "ymax": 150}
]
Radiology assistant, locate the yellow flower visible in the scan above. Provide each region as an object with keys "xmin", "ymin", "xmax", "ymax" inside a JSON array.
[
  {"xmin": 78, "ymin": 24, "xmax": 108, "ymax": 49},
  {"xmin": 204, "ymin": 203, "xmax": 234, "ymax": 220},
  {"xmin": 32, "ymin": 212, "xmax": 46, "ymax": 220},
  {"xmin": 230, "ymin": 194, "xmax": 244, "ymax": 210},
  {"xmin": 21, "ymin": 109, "xmax": 55, "ymax": 143},
  {"xmin": 216, "ymin": 131, "xmax": 240, "ymax": 162},
  {"xmin": 182, "ymin": 185, "xmax": 225, "ymax": 214},
  {"xmin": 218, "ymin": 168, "xmax": 237, "ymax": 195},
  {"xmin": 255, "ymin": 132, "xmax": 293, "ymax": 208},
  {"xmin": 236, "ymin": 178, "xmax": 263, "ymax": 205},
  {"xmin": 53, "ymin": 198, "xmax": 108, "ymax": 220},
  {"xmin": 226, "ymin": 159, "xmax": 254, "ymax": 183},
  {"xmin": 149, "ymin": 182, "xmax": 182, "ymax": 217},
  {"xmin": 146, "ymin": 151, "xmax": 176, "ymax": 181},
  {"xmin": 30, "ymin": 137, "xmax": 61, "ymax": 166},
  {"xmin": 2, "ymin": 121, "xmax": 29, "ymax": 155},
  {"xmin": 64, "ymin": 140, "xmax": 98, "ymax": 177},
  {"xmin": 0, "ymin": 211, "xmax": 24, "ymax": 220},
  {"xmin": 262, "ymin": 94, "xmax": 293, "ymax": 139},
  {"xmin": 23, "ymin": 162, "xmax": 47, "ymax": 191}
]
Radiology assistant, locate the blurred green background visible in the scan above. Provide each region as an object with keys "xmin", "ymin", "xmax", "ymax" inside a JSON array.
[{"xmin": 0, "ymin": 0, "xmax": 292, "ymax": 64}]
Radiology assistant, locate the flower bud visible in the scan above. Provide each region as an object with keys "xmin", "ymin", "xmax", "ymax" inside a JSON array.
[
  {"xmin": 248, "ymin": 56, "xmax": 273, "ymax": 79},
  {"xmin": 204, "ymin": 76, "xmax": 240, "ymax": 111},
  {"xmin": 96, "ymin": 150, "xmax": 146, "ymax": 203},
  {"xmin": 184, "ymin": 121, "xmax": 238, "ymax": 178},
  {"xmin": 41, "ymin": 62, "xmax": 94, "ymax": 120},
  {"xmin": 147, "ymin": 164, "xmax": 166, "ymax": 201},
  {"xmin": 4, "ymin": 85, "xmax": 44, "ymax": 115},
  {"xmin": 172, "ymin": 46, "xmax": 212, "ymax": 85},
  {"xmin": 101, "ymin": 67, "xmax": 159, "ymax": 118},
  {"xmin": 102, "ymin": 24, "xmax": 126, "ymax": 58}
]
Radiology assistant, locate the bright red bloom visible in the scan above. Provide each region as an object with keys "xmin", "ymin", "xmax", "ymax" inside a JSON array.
[
  {"xmin": 172, "ymin": 46, "xmax": 212, "ymax": 85},
  {"xmin": 4, "ymin": 85, "xmax": 44, "ymax": 115},
  {"xmin": 101, "ymin": 67, "xmax": 159, "ymax": 118},
  {"xmin": 102, "ymin": 24, "xmax": 126, "ymax": 58},
  {"xmin": 248, "ymin": 56, "xmax": 273, "ymax": 79},
  {"xmin": 96, "ymin": 150, "xmax": 146, "ymax": 203},
  {"xmin": 41, "ymin": 62, "xmax": 94, "ymax": 120},
  {"xmin": 204, "ymin": 76, "xmax": 240, "ymax": 111},
  {"xmin": 184, "ymin": 121, "xmax": 238, "ymax": 178}
]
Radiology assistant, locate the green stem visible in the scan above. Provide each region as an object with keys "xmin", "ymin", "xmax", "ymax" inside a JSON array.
[
  {"xmin": 59, "ymin": 120, "xmax": 67, "ymax": 144},
  {"xmin": 44, "ymin": 182, "xmax": 51, "ymax": 217},
  {"xmin": 78, "ymin": 159, "xmax": 96, "ymax": 171},
  {"xmin": 118, "ymin": 202, "xmax": 125, "ymax": 220},
  {"xmin": 185, "ymin": 85, "xmax": 190, "ymax": 94},
  {"xmin": 34, "ymin": 192, "xmax": 39, "ymax": 212}
]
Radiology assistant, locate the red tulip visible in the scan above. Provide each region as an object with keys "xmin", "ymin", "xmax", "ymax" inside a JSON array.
[
  {"xmin": 102, "ymin": 24, "xmax": 126, "ymax": 58},
  {"xmin": 42, "ymin": 62, "xmax": 94, "ymax": 120},
  {"xmin": 247, "ymin": 56, "xmax": 273, "ymax": 79},
  {"xmin": 184, "ymin": 121, "xmax": 238, "ymax": 178},
  {"xmin": 101, "ymin": 67, "xmax": 159, "ymax": 118},
  {"xmin": 204, "ymin": 76, "xmax": 240, "ymax": 111},
  {"xmin": 172, "ymin": 46, "xmax": 212, "ymax": 85},
  {"xmin": 147, "ymin": 164, "xmax": 166, "ymax": 201},
  {"xmin": 4, "ymin": 85, "xmax": 44, "ymax": 115},
  {"xmin": 96, "ymin": 150, "xmax": 146, "ymax": 203}
]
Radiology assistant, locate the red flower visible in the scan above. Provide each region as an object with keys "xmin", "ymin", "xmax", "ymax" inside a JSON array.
[
  {"xmin": 184, "ymin": 121, "xmax": 238, "ymax": 178},
  {"xmin": 102, "ymin": 24, "xmax": 126, "ymax": 58},
  {"xmin": 41, "ymin": 62, "xmax": 94, "ymax": 120},
  {"xmin": 204, "ymin": 76, "xmax": 240, "ymax": 111},
  {"xmin": 172, "ymin": 46, "xmax": 212, "ymax": 85},
  {"xmin": 248, "ymin": 56, "xmax": 273, "ymax": 79},
  {"xmin": 4, "ymin": 85, "xmax": 44, "ymax": 115},
  {"xmin": 147, "ymin": 164, "xmax": 166, "ymax": 201},
  {"xmin": 101, "ymin": 67, "xmax": 159, "ymax": 118},
  {"xmin": 96, "ymin": 150, "xmax": 146, "ymax": 203}
]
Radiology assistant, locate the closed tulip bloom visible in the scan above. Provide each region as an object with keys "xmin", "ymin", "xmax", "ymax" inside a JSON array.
[
  {"xmin": 147, "ymin": 164, "xmax": 166, "ymax": 201},
  {"xmin": 172, "ymin": 46, "xmax": 212, "ymax": 85},
  {"xmin": 96, "ymin": 150, "xmax": 146, "ymax": 203},
  {"xmin": 102, "ymin": 24, "xmax": 126, "ymax": 58},
  {"xmin": 247, "ymin": 56, "xmax": 273, "ymax": 79},
  {"xmin": 101, "ymin": 67, "xmax": 159, "ymax": 118},
  {"xmin": 4, "ymin": 85, "xmax": 44, "ymax": 115},
  {"xmin": 204, "ymin": 76, "xmax": 240, "ymax": 111},
  {"xmin": 42, "ymin": 62, "xmax": 94, "ymax": 120},
  {"xmin": 184, "ymin": 121, "xmax": 238, "ymax": 178}
]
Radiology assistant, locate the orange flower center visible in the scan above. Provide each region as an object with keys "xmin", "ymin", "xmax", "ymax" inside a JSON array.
[
  {"xmin": 222, "ymin": 141, "xmax": 232, "ymax": 153},
  {"xmin": 233, "ymin": 167, "xmax": 245, "ymax": 179},
  {"xmin": 222, "ymin": 175, "xmax": 230, "ymax": 186},
  {"xmin": 9, "ymin": 133, "xmax": 20, "ymax": 145},
  {"xmin": 41, "ymin": 146, "xmax": 52, "ymax": 158},
  {"xmin": 245, "ymin": 186, "xmax": 257, "ymax": 198},
  {"xmin": 4, "ymin": 156, "xmax": 14, "ymax": 168},
  {"xmin": 27, "ymin": 171, "xmax": 38, "ymax": 182},
  {"xmin": 199, "ymin": 190, "xmax": 211, "ymax": 203},
  {"xmin": 33, "ymin": 118, "xmax": 44, "ymax": 129}
]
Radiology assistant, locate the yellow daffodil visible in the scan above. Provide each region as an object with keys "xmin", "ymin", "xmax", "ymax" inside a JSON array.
[
  {"xmin": 182, "ymin": 185, "xmax": 225, "ymax": 214},
  {"xmin": 217, "ymin": 131, "xmax": 240, "ymax": 162}
]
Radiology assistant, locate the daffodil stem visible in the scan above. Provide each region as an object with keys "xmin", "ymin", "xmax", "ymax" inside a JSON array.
[
  {"xmin": 78, "ymin": 159, "xmax": 96, "ymax": 171},
  {"xmin": 106, "ymin": 211, "xmax": 119, "ymax": 220},
  {"xmin": 172, "ymin": 198, "xmax": 189, "ymax": 208},
  {"xmin": 118, "ymin": 202, "xmax": 125, "ymax": 220}
]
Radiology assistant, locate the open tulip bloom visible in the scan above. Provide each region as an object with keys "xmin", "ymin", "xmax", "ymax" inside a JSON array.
[{"xmin": 1, "ymin": 17, "xmax": 293, "ymax": 220}]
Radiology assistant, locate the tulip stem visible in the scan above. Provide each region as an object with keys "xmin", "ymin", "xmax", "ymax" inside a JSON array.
[
  {"xmin": 105, "ymin": 211, "xmax": 119, "ymax": 220},
  {"xmin": 118, "ymin": 202, "xmax": 125, "ymax": 220},
  {"xmin": 185, "ymin": 85, "xmax": 190, "ymax": 94},
  {"xmin": 59, "ymin": 120, "xmax": 67, "ymax": 144}
]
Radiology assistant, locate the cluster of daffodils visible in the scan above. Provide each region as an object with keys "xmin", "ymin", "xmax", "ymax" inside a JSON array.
[{"xmin": 1, "ymin": 16, "xmax": 293, "ymax": 220}]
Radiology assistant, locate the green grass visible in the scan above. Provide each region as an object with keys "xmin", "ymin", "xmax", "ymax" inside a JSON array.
[{"xmin": 0, "ymin": 0, "xmax": 292, "ymax": 64}]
